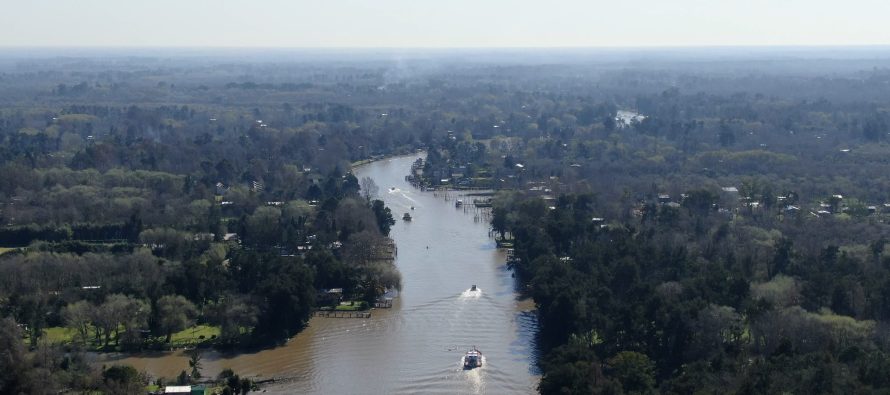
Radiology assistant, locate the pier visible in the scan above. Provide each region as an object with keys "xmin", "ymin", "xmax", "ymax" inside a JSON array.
[{"xmin": 313, "ymin": 311, "xmax": 371, "ymax": 318}]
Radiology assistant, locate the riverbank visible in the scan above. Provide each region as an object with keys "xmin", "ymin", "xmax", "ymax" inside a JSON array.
[
  {"xmin": 350, "ymin": 148, "xmax": 424, "ymax": 168},
  {"xmin": 92, "ymin": 155, "xmax": 538, "ymax": 394}
]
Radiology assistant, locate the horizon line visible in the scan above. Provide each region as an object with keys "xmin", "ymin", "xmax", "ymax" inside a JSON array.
[{"xmin": 2, "ymin": 44, "xmax": 890, "ymax": 51}]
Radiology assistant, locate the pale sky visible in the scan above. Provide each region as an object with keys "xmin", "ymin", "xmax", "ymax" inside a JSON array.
[{"xmin": 2, "ymin": 0, "xmax": 889, "ymax": 47}]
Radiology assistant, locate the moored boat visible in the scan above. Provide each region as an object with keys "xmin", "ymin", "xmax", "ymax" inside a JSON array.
[{"xmin": 403, "ymin": 213, "xmax": 412, "ymax": 221}]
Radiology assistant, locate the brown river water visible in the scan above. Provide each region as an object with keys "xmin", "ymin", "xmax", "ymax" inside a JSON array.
[{"xmin": 96, "ymin": 155, "xmax": 540, "ymax": 394}]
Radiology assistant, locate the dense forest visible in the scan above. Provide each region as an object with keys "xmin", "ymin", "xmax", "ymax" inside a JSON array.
[
  {"xmin": 0, "ymin": 53, "xmax": 417, "ymax": 393},
  {"xmin": 3, "ymin": 49, "xmax": 890, "ymax": 393}
]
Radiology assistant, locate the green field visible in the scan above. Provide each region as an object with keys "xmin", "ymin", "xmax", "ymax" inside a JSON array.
[
  {"xmin": 34, "ymin": 324, "xmax": 221, "ymax": 349},
  {"xmin": 170, "ymin": 324, "xmax": 220, "ymax": 344},
  {"xmin": 42, "ymin": 326, "xmax": 77, "ymax": 343},
  {"xmin": 334, "ymin": 301, "xmax": 368, "ymax": 311}
]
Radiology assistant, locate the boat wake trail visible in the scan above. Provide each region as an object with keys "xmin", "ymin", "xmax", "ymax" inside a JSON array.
[{"xmin": 460, "ymin": 287, "xmax": 482, "ymax": 299}]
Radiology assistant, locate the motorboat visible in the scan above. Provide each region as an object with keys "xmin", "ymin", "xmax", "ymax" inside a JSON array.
[
  {"xmin": 464, "ymin": 347, "xmax": 483, "ymax": 369},
  {"xmin": 470, "ymin": 284, "xmax": 478, "ymax": 291},
  {"xmin": 403, "ymin": 213, "xmax": 412, "ymax": 221},
  {"xmin": 410, "ymin": 206, "xmax": 415, "ymax": 210},
  {"xmin": 455, "ymin": 200, "xmax": 463, "ymax": 208}
]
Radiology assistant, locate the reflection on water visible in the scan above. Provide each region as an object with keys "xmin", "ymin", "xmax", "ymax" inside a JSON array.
[{"xmin": 96, "ymin": 155, "xmax": 539, "ymax": 394}]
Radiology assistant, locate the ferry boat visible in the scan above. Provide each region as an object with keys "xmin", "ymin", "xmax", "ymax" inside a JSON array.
[
  {"xmin": 464, "ymin": 347, "xmax": 483, "ymax": 369},
  {"xmin": 403, "ymin": 213, "xmax": 412, "ymax": 221}
]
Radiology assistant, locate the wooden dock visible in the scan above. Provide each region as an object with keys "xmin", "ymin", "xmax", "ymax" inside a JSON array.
[{"xmin": 313, "ymin": 310, "xmax": 371, "ymax": 318}]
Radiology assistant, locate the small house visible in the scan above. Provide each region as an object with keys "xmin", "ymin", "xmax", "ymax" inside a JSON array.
[{"xmin": 223, "ymin": 233, "xmax": 240, "ymax": 244}]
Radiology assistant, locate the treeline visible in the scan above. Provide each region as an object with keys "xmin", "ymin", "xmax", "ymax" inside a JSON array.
[
  {"xmin": 0, "ymin": 221, "xmax": 140, "ymax": 246},
  {"xmin": 496, "ymin": 192, "xmax": 890, "ymax": 394},
  {"xmin": 0, "ymin": 188, "xmax": 400, "ymax": 345}
]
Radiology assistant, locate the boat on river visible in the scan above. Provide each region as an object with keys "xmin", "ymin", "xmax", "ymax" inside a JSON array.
[
  {"xmin": 470, "ymin": 284, "xmax": 478, "ymax": 291},
  {"xmin": 464, "ymin": 347, "xmax": 483, "ymax": 369},
  {"xmin": 455, "ymin": 199, "xmax": 463, "ymax": 208},
  {"xmin": 403, "ymin": 213, "xmax": 412, "ymax": 221}
]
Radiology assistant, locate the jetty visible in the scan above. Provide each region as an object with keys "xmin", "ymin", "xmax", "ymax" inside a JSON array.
[{"xmin": 313, "ymin": 311, "xmax": 371, "ymax": 319}]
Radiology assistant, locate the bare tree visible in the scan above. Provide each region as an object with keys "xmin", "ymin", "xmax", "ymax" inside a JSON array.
[
  {"xmin": 360, "ymin": 176, "xmax": 379, "ymax": 201},
  {"xmin": 342, "ymin": 230, "xmax": 386, "ymax": 266},
  {"xmin": 62, "ymin": 300, "xmax": 94, "ymax": 346}
]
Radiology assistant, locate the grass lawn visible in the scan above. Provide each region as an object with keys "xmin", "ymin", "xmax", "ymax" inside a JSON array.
[
  {"xmin": 42, "ymin": 327, "xmax": 77, "ymax": 343},
  {"xmin": 35, "ymin": 324, "xmax": 222, "ymax": 349},
  {"xmin": 170, "ymin": 324, "xmax": 221, "ymax": 345},
  {"xmin": 334, "ymin": 301, "xmax": 368, "ymax": 311}
]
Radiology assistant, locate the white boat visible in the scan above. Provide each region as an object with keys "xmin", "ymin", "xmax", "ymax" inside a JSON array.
[{"xmin": 464, "ymin": 347, "xmax": 483, "ymax": 369}]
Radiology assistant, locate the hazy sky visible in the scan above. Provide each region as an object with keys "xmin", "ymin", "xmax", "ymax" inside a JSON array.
[{"xmin": 2, "ymin": 0, "xmax": 889, "ymax": 47}]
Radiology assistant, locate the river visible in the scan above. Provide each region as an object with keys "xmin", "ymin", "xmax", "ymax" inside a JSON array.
[{"xmin": 99, "ymin": 154, "xmax": 539, "ymax": 394}]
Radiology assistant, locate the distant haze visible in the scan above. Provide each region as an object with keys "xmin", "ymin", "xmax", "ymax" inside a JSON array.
[{"xmin": 2, "ymin": 0, "xmax": 889, "ymax": 48}]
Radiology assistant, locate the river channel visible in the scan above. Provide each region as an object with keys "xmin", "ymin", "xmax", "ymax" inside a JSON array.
[{"xmin": 100, "ymin": 154, "xmax": 539, "ymax": 394}]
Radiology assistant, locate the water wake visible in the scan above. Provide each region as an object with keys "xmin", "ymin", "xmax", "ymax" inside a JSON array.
[{"xmin": 460, "ymin": 287, "xmax": 483, "ymax": 298}]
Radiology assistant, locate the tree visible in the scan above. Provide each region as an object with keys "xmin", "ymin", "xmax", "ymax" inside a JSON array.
[
  {"xmin": 370, "ymin": 199, "xmax": 395, "ymax": 236},
  {"xmin": 156, "ymin": 295, "xmax": 197, "ymax": 343},
  {"xmin": 360, "ymin": 176, "xmax": 379, "ymax": 201},
  {"xmin": 0, "ymin": 317, "xmax": 27, "ymax": 394},
  {"xmin": 62, "ymin": 300, "xmax": 94, "ymax": 347},
  {"xmin": 102, "ymin": 365, "xmax": 146, "ymax": 395},
  {"xmin": 254, "ymin": 258, "xmax": 315, "ymax": 339},
  {"xmin": 208, "ymin": 295, "xmax": 259, "ymax": 342},
  {"xmin": 245, "ymin": 206, "xmax": 282, "ymax": 248},
  {"xmin": 342, "ymin": 230, "xmax": 386, "ymax": 266},
  {"xmin": 682, "ymin": 189, "xmax": 718, "ymax": 214},
  {"xmin": 538, "ymin": 341, "xmax": 604, "ymax": 395},
  {"xmin": 96, "ymin": 295, "xmax": 127, "ymax": 346},
  {"xmin": 607, "ymin": 351, "xmax": 656, "ymax": 394},
  {"xmin": 139, "ymin": 227, "xmax": 190, "ymax": 259},
  {"xmin": 491, "ymin": 206, "xmax": 508, "ymax": 239},
  {"xmin": 187, "ymin": 349, "xmax": 203, "ymax": 380}
]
